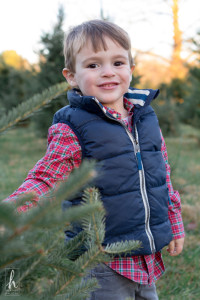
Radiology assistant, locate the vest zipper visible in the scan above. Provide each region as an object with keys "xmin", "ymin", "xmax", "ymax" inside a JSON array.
[
  {"xmin": 93, "ymin": 98, "xmax": 156, "ymax": 253},
  {"xmin": 134, "ymin": 127, "xmax": 156, "ymax": 253}
]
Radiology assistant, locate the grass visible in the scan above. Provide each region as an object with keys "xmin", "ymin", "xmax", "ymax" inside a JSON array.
[
  {"xmin": 0, "ymin": 124, "xmax": 200, "ymax": 299},
  {"xmin": 156, "ymin": 124, "xmax": 200, "ymax": 300},
  {"xmin": 0, "ymin": 125, "xmax": 47, "ymax": 200}
]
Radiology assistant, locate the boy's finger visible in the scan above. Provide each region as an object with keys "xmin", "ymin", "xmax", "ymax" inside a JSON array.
[
  {"xmin": 167, "ymin": 240, "xmax": 175, "ymax": 255},
  {"xmin": 174, "ymin": 238, "xmax": 184, "ymax": 255},
  {"xmin": 174, "ymin": 244, "xmax": 182, "ymax": 255},
  {"xmin": 167, "ymin": 238, "xmax": 184, "ymax": 256}
]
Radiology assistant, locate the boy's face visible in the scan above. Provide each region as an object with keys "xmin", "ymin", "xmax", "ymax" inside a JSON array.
[{"xmin": 63, "ymin": 37, "xmax": 134, "ymax": 112}]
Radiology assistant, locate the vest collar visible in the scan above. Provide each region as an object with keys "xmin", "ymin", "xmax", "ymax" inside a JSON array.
[{"xmin": 67, "ymin": 87, "xmax": 159, "ymax": 121}]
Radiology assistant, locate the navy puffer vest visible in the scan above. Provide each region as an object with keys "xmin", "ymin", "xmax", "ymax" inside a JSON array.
[{"xmin": 52, "ymin": 88, "xmax": 172, "ymax": 255}]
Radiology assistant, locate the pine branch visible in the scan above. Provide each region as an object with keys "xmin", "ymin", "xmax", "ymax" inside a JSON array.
[
  {"xmin": 43, "ymin": 257, "xmax": 80, "ymax": 275},
  {"xmin": 0, "ymin": 178, "xmax": 141, "ymax": 299},
  {"xmin": 0, "ymin": 82, "xmax": 69, "ymax": 134},
  {"xmin": 2, "ymin": 160, "xmax": 96, "ymax": 245},
  {"xmin": 54, "ymin": 188, "xmax": 140, "ymax": 298},
  {"xmin": 0, "ymin": 202, "xmax": 18, "ymax": 229},
  {"xmin": 52, "ymin": 188, "xmax": 105, "ymax": 296},
  {"xmin": 63, "ymin": 277, "xmax": 99, "ymax": 300},
  {"xmin": 104, "ymin": 240, "xmax": 142, "ymax": 256},
  {"xmin": 15, "ymin": 236, "xmax": 63, "ymax": 287},
  {"xmin": 81, "ymin": 188, "xmax": 105, "ymax": 250},
  {"xmin": 55, "ymin": 245, "xmax": 102, "ymax": 296},
  {"xmin": 76, "ymin": 246, "xmax": 105, "ymax": 274},
  {"xmin": 49, "ymin": 231, "xmax": 87, "ymax": 261}
]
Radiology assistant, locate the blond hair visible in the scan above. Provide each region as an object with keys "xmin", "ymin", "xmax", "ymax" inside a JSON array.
[{"xmin": 63, "ymin": 19, "xmax": 134, "ymax": 73}]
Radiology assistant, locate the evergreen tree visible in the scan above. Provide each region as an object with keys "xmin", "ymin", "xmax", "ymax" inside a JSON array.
[
  {"xmin": 153, "ymin": 78, "xmax": 187, "ymax": 136},
  {"xmin": 0, "ymin": 82, "xmax": 69, "ymax": 134},
  {"xmin": 33, "ymin": 5, "xmax": 68, "ymax": 137},
  {"xmin": 179, "ymin": 32, "xmax": 200, "ymax": 131},
  {"xmin": 0, "ymin": 169, "xmax": 139, "ymax": 299},
  {"xmin": 0, "ymin": 59, "xmax": 38, "ymax": 117},
  {"xmin": 0, "ymin": 85, "xmax": 140, "ymax": 299},
  {"xmin": 37, "ymin": 6, "xmax": 65, "ymax": 88}
]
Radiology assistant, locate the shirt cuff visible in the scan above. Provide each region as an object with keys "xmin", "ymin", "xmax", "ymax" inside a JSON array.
[{"xmin": 168, "ymin": 205, "xmax": 185, "ymax": 239}]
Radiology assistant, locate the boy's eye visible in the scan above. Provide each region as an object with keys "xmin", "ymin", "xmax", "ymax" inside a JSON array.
[
  {"xmin": 114, "ymin": 61, "xmax": 124, "ymax": 66},
  {"xmin": 87, "ymin": 63, "xmax": 98, "ymax": 68}
]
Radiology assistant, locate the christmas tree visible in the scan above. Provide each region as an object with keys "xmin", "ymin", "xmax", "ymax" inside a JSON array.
[{"xmin": 0, "ymin": 85, "xmax": 140, "ymax": 299}]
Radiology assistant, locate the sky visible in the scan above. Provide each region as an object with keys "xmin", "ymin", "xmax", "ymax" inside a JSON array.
[{"xmin": 0, "ymin": 0, "xmax": 200, "ymax": 64}]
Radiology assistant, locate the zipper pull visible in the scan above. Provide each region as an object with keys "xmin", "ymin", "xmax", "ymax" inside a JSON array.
[
  {"xmin": 133, "ymin": 127, "xmax": 142, "ymax": 170},
  {"xmin": 136, "ymin": 152, "xmax": 142, "ymax": 170}
]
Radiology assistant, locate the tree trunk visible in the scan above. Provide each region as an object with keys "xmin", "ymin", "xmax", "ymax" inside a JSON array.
[{"xmin": 170, "ymin": 0, "xmax": 186, "ymax": 79}]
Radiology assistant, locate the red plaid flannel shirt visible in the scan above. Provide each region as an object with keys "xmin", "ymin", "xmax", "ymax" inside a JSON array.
[{"xmin": 4, "ymin": 97, "xmax": 185, "ymax": 285}]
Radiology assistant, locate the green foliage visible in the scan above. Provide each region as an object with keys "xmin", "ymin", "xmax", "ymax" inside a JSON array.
[
  {"xmin": 154, "ymin": 78, "xmax": 187, "ymax": 136},
  {"xmin": 179, "ymin": 32, "xmax": 200, "ymax": 130},
  {"xmin": 0, "ymin": 6, "xmax": 67, "ymax": 137},
  {"xmin": 0, "ymin": 82, "xmax": 69, "ymax": 134},
  {"xmin": 180, "ymin": 66, "xmax": 200, "ymax": 129},
  {"xmin": 160, "ymin": 78, "xmax": 186, "ymax": 102},
  {"xmin": 153, "ymin": 32, "xmax": 200, "ymax": 136},
  {"xmin": 37, "ymin": 6, "xmax": 65, "ymax": 86},
  {"xmin": 1, "ymin": 126, "xmax": 200, "ymax": 299},
  {"xmin": 0, "ymin": 62, "xmax": 37, "ymax": 117},
  {"xmin": 153, "ymin": 101, "xmax": 180, "ymax": 136},
  {"xmin": 0, "ymin": 161, "xmax": 139, "ymax": 299},
  {"xmin": 32, "ymin": 5, "xmax": 67, "ymax": 137},
  {"xmin": 0, "ymin": 81, "xmax": 140, "ymax": 299},
  {"xmin": 130, "ymin": 64, "xmax": 141, "ymax": 88}
]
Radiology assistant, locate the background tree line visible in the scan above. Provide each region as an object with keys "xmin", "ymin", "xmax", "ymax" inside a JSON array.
[
  {"xmin": 0, "ymin": 4, "xmax": 200, "ymax": 137},
  {"xmin": 0, "ymin": 6, "xmax": 66, "ymax": 137}
]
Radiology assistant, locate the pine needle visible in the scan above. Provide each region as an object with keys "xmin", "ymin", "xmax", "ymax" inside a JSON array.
[{"xmin": 0, "ymin": 82, "xmax": 69, "ymax": 134}]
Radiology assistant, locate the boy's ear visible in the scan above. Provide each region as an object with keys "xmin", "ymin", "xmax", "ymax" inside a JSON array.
[
  {"xmin": 131, "ymin": 65, "xmax": 135, "ymax": 73},
  {"xmin": 130, "ymin": 65, "xmax": 135, "ymax": 82},
  {"xmin": 62, "ymin": 68, "xmax": 77, "ymax": 87}
]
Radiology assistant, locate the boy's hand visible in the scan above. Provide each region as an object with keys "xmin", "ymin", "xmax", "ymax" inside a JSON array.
[{"xmin": 167, "ymin": 238, "xmax": 185, "ymax": 256}]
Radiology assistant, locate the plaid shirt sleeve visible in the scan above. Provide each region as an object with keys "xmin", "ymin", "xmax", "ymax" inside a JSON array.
[
  {"xmin": 160, "ymin": 131, "xmax": 185, "ymax": 239},
  {"xmin": 3, "ymin": 123, "xmax": 82, "ymax": 212}
]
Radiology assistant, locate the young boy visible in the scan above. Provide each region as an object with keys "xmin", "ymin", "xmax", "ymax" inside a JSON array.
[{"xmin": 4, "ymin": 20, "xmax": 184, "ymax": 299}]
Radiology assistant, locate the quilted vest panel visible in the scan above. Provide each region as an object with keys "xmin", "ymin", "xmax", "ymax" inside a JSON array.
[{"xmin": 52, "ymin": 89, "xmax": 172, "ymax": 255}]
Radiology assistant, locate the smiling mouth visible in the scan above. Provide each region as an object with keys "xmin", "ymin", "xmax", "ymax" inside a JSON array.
[{"xmin": 98, "ymin": 82, "xmax": 119, "ymax": 88}]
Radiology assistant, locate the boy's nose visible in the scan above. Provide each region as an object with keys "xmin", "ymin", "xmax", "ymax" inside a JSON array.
[{"xmin": 101, "ymin": 65, "xmax": 115, "ymax": 77}]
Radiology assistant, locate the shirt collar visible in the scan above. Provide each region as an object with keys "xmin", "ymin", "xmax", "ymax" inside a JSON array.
[{"xmin": 104, "ymin": 97, "xmax": 134, "ymax": 121}]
